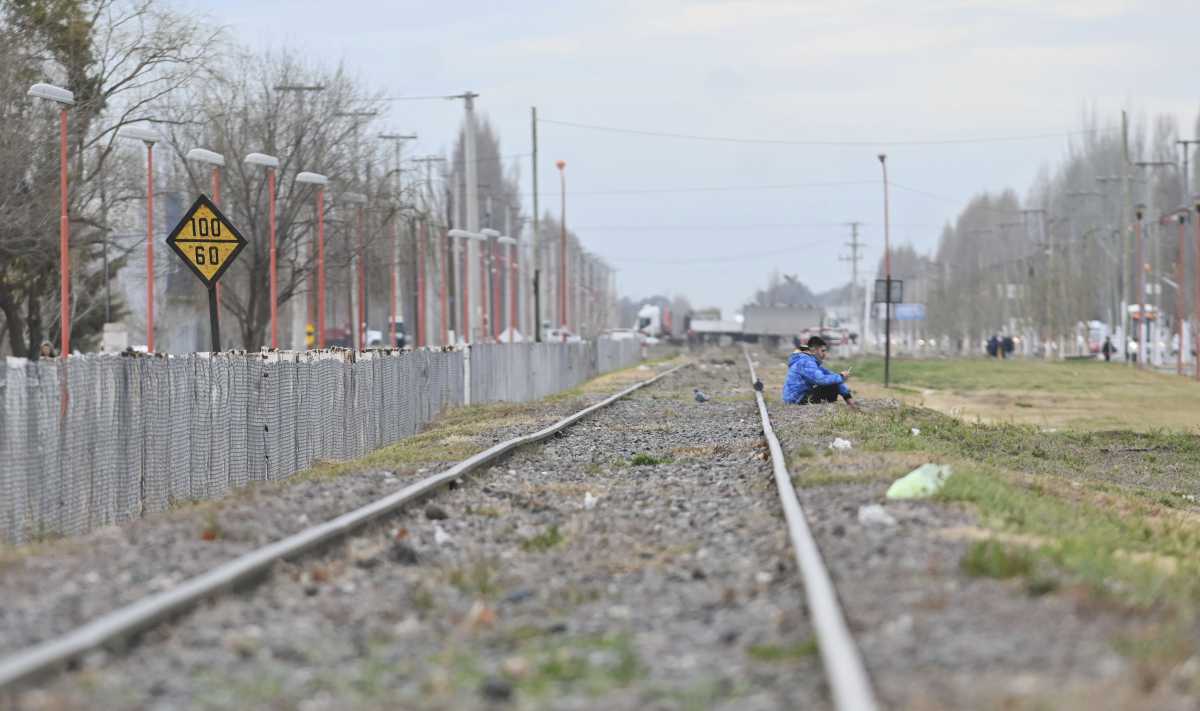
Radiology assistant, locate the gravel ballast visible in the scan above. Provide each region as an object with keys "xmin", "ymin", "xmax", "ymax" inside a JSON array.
[{"xmin": 8, "ymin": 359, "xmax": 828, "ymax": 710}]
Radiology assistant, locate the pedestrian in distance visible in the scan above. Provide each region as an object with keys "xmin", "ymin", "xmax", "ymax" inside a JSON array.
[
  {"xmin": 782, "ymin": 336, "xmax": 858, "ymax": 409},
  {"xmin": 1101, "ymin": 336, "xmax": 1116, "ymax": 363},
  {"xmin": 986, "ymin": 334, "xmax": 1000, "ymax": 358},
  {"xmin": 38, "ymin": 341, "xmax": 55, "ymax": 359},
  {"xmin": 1002, "ymin": 335, "xmax": 1015, "ymax": 359}
]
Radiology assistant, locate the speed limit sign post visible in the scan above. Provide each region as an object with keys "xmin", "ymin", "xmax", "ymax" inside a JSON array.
[{"xmin": 166, "ymin": 195, "xmax": 247, "ymax": 351}]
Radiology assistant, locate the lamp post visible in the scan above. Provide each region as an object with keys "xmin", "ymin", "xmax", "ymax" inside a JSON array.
[
  {"xmin": 297, "ymin": 172, "xmax": 329, "ymax": 347},
  {"xmin": 481, "ymin": 228, "xmax": 501, "ymax": 341},
  {"xmin": 499, "ymin": 236, "xmax": 518, "ymax": 342},
  {"xmin": 120, "ymin": 126, "xmax": 162, "ymax": 352},
  {"xmin": 1194, "ymin": 194, "xmax": 1200, "ymax": 381},
  {"xmin": 187, "ymin": 149, "xmax": 226, "ymax": 331},
  {"xmin": 878, "ymin": 153, "xmax": 892, "ymax": 387},
  {"xmin": 448, "ymin": 229, "xmax": 480, "ymax": 343},
  {"xmin": 341, "ymin": 192, "xmax": 368, "ymax": 350},
  {"xmin": 416, "ymin": 219, "xmax": 427, "ymax": 348},
  {"xmin": 27, "ymin": 83, "xmax": 74, "ymax": 359},
  {"xmin": 480, "ymin": 228, "xmax": 499, "ymax": 342},
  {"xmin": 1135, "ymin": 203, "xmax": 1147, "ymax": 368},
  {"xmin": 244, "ymin": 153, "xmax": 280, "ymax": 347},
  {"xmin": 1175, "ymin": 211, "xmax": 1187, "ymax": 376},
  {"xmin": 556, "ymin": 160, "xmax": 567, "ymax": 337},
  {"xmin": 379, "ymin": 133, "xmax": 417, "ymax": 348}
]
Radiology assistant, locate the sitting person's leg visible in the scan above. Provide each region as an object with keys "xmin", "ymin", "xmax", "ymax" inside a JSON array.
[{"xmin": 801, "ymin": 383, "xmax": 842, "ymax": 403}]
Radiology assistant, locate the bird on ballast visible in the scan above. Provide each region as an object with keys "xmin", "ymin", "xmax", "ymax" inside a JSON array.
[
  {"xmin": 753, "ymin": 379, "xmax": 764, "ymax": 392},
  {"xmin": 693, "ymin": 388, "xmax": 710, "ymax": 403}
]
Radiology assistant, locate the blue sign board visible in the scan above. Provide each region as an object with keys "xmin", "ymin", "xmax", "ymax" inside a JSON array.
[{"xmin": 894, "ymin": 303, "xmax": 926, "ymax": 321}]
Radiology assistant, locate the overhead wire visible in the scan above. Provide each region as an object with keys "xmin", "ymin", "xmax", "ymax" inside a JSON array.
[{"xmin": 538, "ymin": 117, "xmax": 1108, "ymax": 147}]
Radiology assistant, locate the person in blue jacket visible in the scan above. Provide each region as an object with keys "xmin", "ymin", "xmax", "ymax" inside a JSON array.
[{"xmin": 782, "ymin": 336, "xmax": 857, "ymax": 408}]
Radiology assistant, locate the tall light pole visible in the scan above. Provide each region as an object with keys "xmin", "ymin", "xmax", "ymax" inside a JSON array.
[
  {"xmin": 297, "ymin": 172, "xmax": 329, "ymax": 347},
  {"xmin": 448, "ymin": 230, "xmax": 472, "ymax": 343},
  {"xmin": 244, "ymin": 153, "xmax": 279, "ymax": 347},
  {"xmin": 380, "ymin": 133, "xmax": 416, "ymax": 348},
  {"xmin": 449, "ymin": 92, "xmax": 480, "ymax": 339},
  {"xmin": 499, "ymin": 236, "xmax": 518, "ymax": 342},
  {"xmin": 1176, "ymin": 211, "xmax": 1186, "ymax": 375},
  {"xmin": 556, "ymin": 160, "xmax": 567, "ymax": 338},
  {"xmin": 1135, "ymin": 204, "xmax": 1147, "ymax": 367},
  {"xmin": 1194, "ymin": 193, "xmax": 1200, "ymax": 380},
  {"xmin": 481, "ymin": 228, "xmax": 500, "ymax": 341},
  {"xmin": 878, "ymin": 154, "xmax": 892, "ymax": 387},
  {"xmin": 187, "ymin": 149, "xmax": 226, "ymax": 333},
  {"xmin": 415, "ymin": 156, "xmax": 448, "ymax": 345},
  {"xmin": 341, "ymin": 192, "xmax": 368, "ymax": 350},
  {"xmin": 416, "ymin": 219, "xmax": 428, "ymax": 347},
  {"xmin": 28, "ymin": 83, "xmax": 74, "ymax": 359},
  {"xmin": 121, "ymin": 126, "xmax": 162, "ymax": 352}
]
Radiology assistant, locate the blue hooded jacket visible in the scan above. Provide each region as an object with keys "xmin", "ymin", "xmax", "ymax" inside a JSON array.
[{"xmin": 782, "ymin": 351, "xmax": 851, "ymax": 404}]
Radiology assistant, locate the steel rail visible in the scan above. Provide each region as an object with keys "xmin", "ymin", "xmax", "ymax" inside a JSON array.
[
  {"xmin": 743, "ymin": 347, "xmax": 878, "ymax": 711},
  {"xmin": 0, "ymin": 361, "xmax": 689, "ymax": 690}
]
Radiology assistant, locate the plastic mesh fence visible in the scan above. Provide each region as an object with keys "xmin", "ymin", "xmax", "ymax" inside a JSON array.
[{"xmin": 0, "ymin": 339, "xmax": 638, "ymax": 543}]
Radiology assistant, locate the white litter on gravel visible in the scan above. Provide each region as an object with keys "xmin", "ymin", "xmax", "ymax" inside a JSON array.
[
  {"xmin": 583, "ymin": 491, "xmax": 598, "ymax": 510},
  {"xmin": 830, "ymin": 437, "xmax": 853, "ymax": 451},
  {"xmin": 857, "ymin": 504, "xmax": 898, "ymax": 527},
  {"xmin": 433, "ymin": 524, "xmax": 453, "ymax": 546},
  {"xmin": 911, "ymin": 428, "xmax": 921, "ymax": 436}
]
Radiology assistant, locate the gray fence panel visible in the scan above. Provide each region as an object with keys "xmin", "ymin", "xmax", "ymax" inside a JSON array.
[{"xmin": 0, "ymin": 341, "xmax": 640, "ymax": 543}]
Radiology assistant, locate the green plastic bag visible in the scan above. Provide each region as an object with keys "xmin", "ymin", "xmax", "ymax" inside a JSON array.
[{"xmin": 885, "ymin": 464, "xmax": 953, "ymax": 500}]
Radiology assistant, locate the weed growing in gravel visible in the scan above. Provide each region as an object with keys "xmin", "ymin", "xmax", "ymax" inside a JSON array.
[
  {"xmin": 515, "ymin": 634, "xmax": 643, "ymax": 697},
  {"xmin": 960, "ymin": 540, "xmax": 1035, "ymax": 579},
  {"xmin": 746, "ymin": 639, "xmax": 819, "ymax": 662},
  {"xmin": 521, "ymin": 524, "xmax": 564, "ymax": 552},
  {"xmin": 447, "ymin": 558, "xmax": 501, "ymax": 597},
  {"xmin": 630, "ymin": 453, "xmax": 672, "ymax": 466}
]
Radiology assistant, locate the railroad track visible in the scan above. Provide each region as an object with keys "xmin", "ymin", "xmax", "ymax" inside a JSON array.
[{"xmin": 3, "ymin": 352, "xmax": 876, "ymax": 709}]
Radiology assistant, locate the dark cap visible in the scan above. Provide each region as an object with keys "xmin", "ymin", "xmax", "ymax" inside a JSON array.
[{"xmin": 806, "ymin": 335, "xmax": 828, "ymax": 349}]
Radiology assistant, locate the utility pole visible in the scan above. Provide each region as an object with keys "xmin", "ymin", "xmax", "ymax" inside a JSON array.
[
  {"xmin": 532, "ymin": 106, "xmax": 542, "ymax": 341},
  {"xmin": 448, "ymin": 91, "xmax": 480, "ymax": 341}
]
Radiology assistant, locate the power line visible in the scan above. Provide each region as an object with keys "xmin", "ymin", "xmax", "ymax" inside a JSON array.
[
  {"xmin": 521, "ymin": 179, "xmax": 878, "ymax": 197},
  {"xmin": 609, "ymin": 242, "xmax": 827, "ymax": 265},
  {"xmin": 538, "ymin": 117, "xmax": 1108, "ymax": 147},
  {"xmin": 573, "ymin": 222, "xmax": 933, "ymax": 231}
]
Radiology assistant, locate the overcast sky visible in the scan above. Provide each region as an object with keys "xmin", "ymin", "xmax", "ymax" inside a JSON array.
[{"xmin": 180, "ymin": 0, "xmax": 1197, "ymax": 318}]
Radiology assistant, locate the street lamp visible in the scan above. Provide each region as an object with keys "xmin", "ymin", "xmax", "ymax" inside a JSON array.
[
  {"xmin": 379, "ymin": 133, "xmax": 417, "ymax": 348},
  {"xmin": 499, "ymin": 236, "xmax": 518, "ymax": 343},
  {"xmin": 27, "ymin": 83, "xmax": 74, "ymax": 359},
  {"xmin": 297, "ymin": 172, "xmax": 329, "ymax": 347},
  {"xmin": 340, "ymin": 191, "xmax": 368, "ymax": 350},
  {"xmin": 1135, "ymin": 203, "xmax": 1147, "ymax": 367},
  {"xmin": 244, "ymin": 153, "xmax": 280, "ymax": 348},
  {"xmin": 878, "ymin": 153, "xmax": 892, "ymax": 387},
  {"xmin": 449, "ymin": 229, "xmax": 486, "ymax": 342},
  {"xmin": 481, "ymin": 228, "xmax": 501, "ymax": 342},
  {"xmin": 1194, "ymin": 193, "xmax": 1200, "ymax": 381},
  {"xmin": 120, "ymin": 125, "xmax": 163, "ymax": 352},
  {"xmin": 555, "ymin": 160, "xmax": 567, "ymax": 338},
  {"xmin": 477, "ymin": 228, "xmax": 501, "ymax": 338},
  {"xmin": 187, "ymin": 148, "xmax": 227, "ymax": 329}
]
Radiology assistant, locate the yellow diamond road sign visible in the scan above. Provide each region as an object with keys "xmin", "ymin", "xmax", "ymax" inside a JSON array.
[{"xmin": 166, "ymin": 195, "xmax": 247, "ymax": 286}]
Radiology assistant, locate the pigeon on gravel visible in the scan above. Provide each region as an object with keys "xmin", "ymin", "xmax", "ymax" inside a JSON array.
[{"xmin": 693, "ymin": 388, "xmax": 710, "ymax": 403}]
